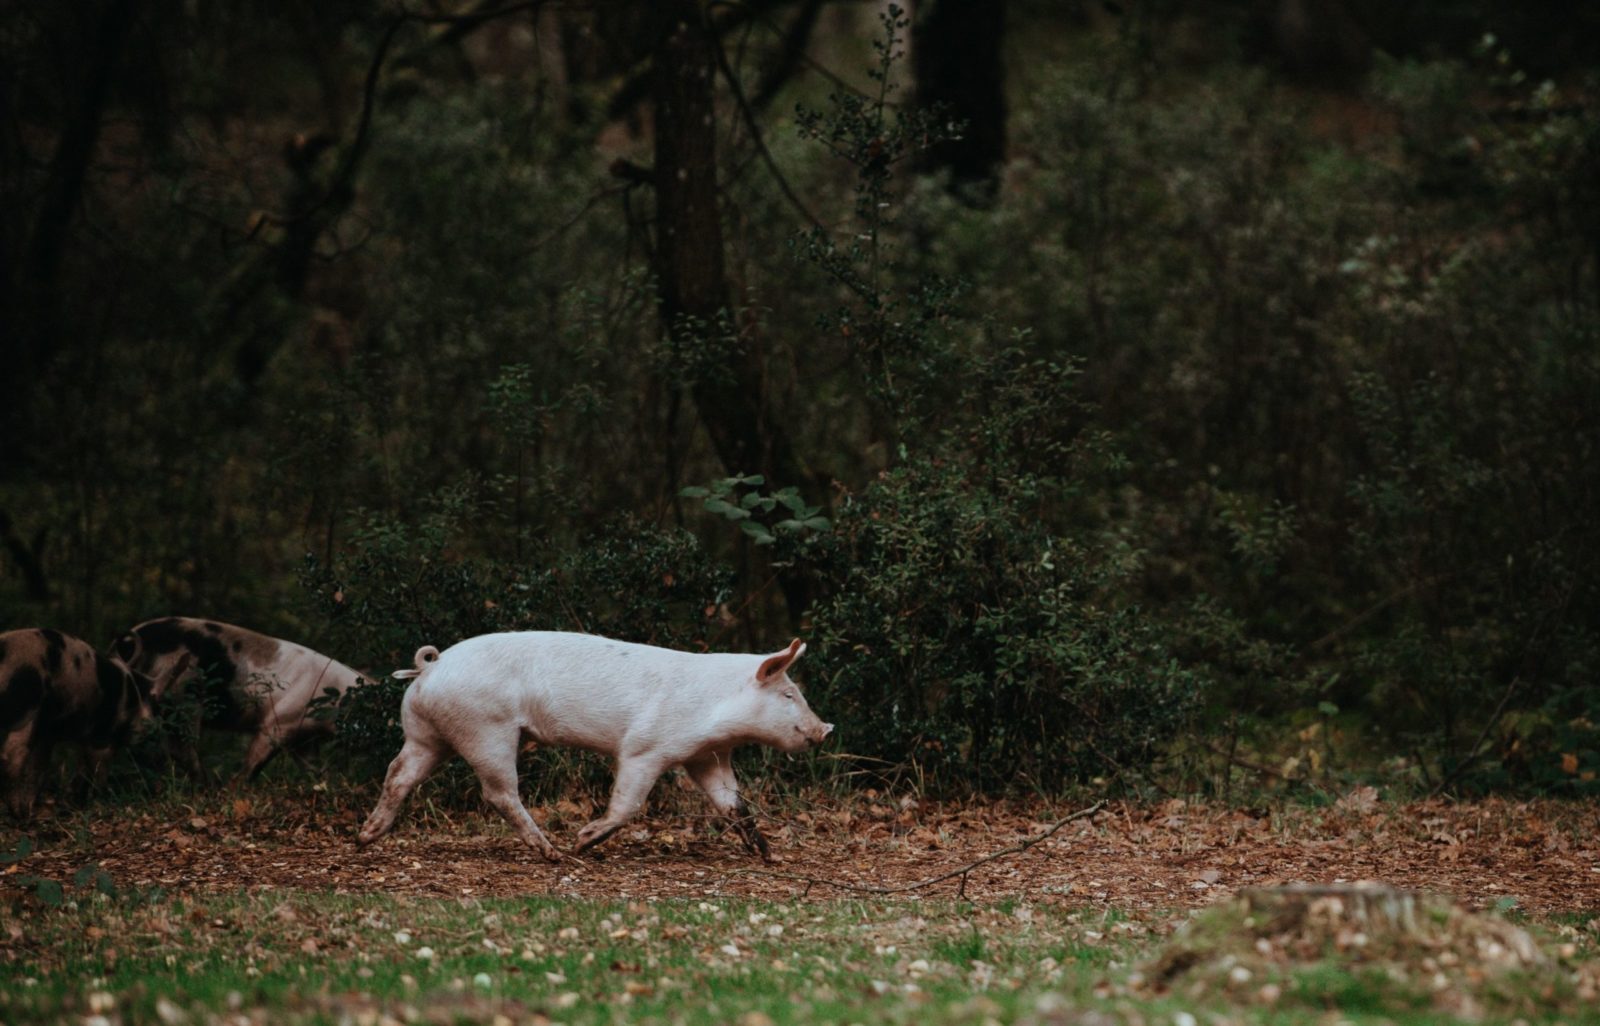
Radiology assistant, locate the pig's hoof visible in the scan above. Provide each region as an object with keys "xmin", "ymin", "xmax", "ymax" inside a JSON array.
[{"xmin": 575, "ymin": 822, "xmax": 620, "ymax": 852}]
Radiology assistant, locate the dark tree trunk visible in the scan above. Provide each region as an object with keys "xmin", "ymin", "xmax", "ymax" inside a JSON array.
[
  {"xmin": 650, "ymin": 1, "xmax": 812, "ymax": 621},
  {"xmin": 651, "ymin": 2, "xmax": 805, "ymax": 489},
  {"xmin": 0, "ymin": 510, "xmax": 51, "ymax": 601},
  {"xmin": 2, "ymin": 0, "xmax": 136, "ymax": 474},
  {"xmin": 913, "ymin": 0, "xmax": 1008, "ymax": 204}
]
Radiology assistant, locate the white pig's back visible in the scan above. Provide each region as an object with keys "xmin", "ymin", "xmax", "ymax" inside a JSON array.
[{"xmin": 406, "ymin": 632, "xmax": 747, "ymax": 754}]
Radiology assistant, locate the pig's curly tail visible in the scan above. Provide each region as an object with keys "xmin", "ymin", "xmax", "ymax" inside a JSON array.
[{"xmin": 392, "ymin": 645, "xmax": 440, "ymax": 680}]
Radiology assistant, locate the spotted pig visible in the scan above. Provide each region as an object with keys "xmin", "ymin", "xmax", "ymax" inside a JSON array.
[
  {"xmin": 112, "ymin": 617, "xmax": 364, "ymax": 782},
  {"xmin": 0, "ymin": 627, "xmax": 174, "ymax": 819}
]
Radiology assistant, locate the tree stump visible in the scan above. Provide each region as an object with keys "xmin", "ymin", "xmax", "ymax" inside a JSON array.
[
  {"xmin": 1241, "ymin": 883, "xmax": 1427, "ymax": 937},
  {"xmin": 1237, "ymin": 883, "xmax": 1545, "ymax": 967},
  {"xmin": 1145, "ymin": 882, "xmax": 1550, "ymax": 996}
]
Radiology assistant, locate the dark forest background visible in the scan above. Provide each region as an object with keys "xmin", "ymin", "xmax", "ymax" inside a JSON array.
[{"xmin": 2, "ymin": 0, "xmax": 1597, "ymax": 799}]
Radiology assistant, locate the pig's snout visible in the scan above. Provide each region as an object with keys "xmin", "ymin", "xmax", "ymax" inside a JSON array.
[{"xmin": 795, "ymin": 721, "xmax": 834, "ymax": 747}]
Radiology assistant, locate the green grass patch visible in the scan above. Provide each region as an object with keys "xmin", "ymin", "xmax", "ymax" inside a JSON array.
[
  {"xmin": 5, "ymin": 885, "xmax": 1599, "ymax": 1026},
  {"xmin": 1, "ymin": 889, "xmax": 1142, "ymax": 1025},
  {"xmin": 3, "ymin": 870, "xmax": 1600, "ymax": 1024}
]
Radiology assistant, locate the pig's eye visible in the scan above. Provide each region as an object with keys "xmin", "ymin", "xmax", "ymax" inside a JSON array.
[{"xmin": 784, "ymin": 689, "xmax": 797, "ymax": 701}]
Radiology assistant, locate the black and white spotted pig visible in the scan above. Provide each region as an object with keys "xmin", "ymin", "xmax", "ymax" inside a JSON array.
[
  {"xmin": 0, "ymin": 628, "xmax": 173, "ymax": 820},
  {"xmin": 112, "ymin": 617, "xmax": 364, "ymax": 782}
]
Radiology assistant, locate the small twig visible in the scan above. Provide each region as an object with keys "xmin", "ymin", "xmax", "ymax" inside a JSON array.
[
  {"xmin": 1198, "ymin": 738, "xmax": 1291, "ymax": 781},
  {"xmin": 1428, "ymin": 676, "xmax": 1520, "ymax": 799},
  {"xmin": 733, "ymin": 800, "xmax": 1104, "ymax": 896}
]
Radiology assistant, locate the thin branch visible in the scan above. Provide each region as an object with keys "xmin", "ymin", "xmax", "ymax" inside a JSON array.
[
  {"xmin": 747, "ymin": 7, "xmax": 885, "ymax": 104},
  {"xmin": 749, "ymin": 0, "xmax": 824, "ymax": 112},
  {"xmin": 1428, "ymin": 675, "xmax": 1520, "ymax": 799},
  {"xmin": 255, "ymin": 1, "xmax": 554, "ymax": 236},
  {"xmin": 516, "ymin": 181, "xmax": 635, "ymax": 258},
  {"xmin": 398, "ymin": 0, "xmax": 548, "ymax": 29},
  {"xmin": 1197, "ymin": 738, "xmax": 1291, "ymax": 781},
  {"xmin": 732, "ymin": 800, "xmax": 1105, "ymax": 895},
  {"xmin": 1309, "ymin": 574, "xmax": 1449, "ymax": 652},
  {"xmin": 709, "ymin": 13, "xmax": 825, "ymax": 233}
]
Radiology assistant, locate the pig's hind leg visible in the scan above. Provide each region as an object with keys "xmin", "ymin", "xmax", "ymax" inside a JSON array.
[
  {"xmin": 684, "ymin": 752, "xmax": 771, "ymax": 862},
  {"xmin": 358, "ymin": 737, "xmax": 448, "ymax": 845},
  {"xmin": 455, "ymin": 728, "xmax": 560, "ymax": 861}
]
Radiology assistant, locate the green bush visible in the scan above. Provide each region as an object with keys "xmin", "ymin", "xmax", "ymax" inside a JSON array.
[{"xmin": 808, "ymin": 454, "xmax": 1199, "ymax": 791}]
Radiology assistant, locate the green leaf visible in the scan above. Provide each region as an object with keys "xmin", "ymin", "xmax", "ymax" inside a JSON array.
[
  {"xmin": 703, "ymin": 498, "xmax": 734, "ymax": 515},
  {"xmin": 740, "ymin": 492, "xmax": 764, "ymax": 509},
  {"xmin": 740, "ymin": 521, "xmax": 776, "ymax": 544},
  {"xmin": 1317, "ymin": 701, "xmax": 1339, "ymax": 717},
  {"xmin": 33, "ymin": 879, "xmax": 64, "ymax": 907},
  {"xmin": 803, "ymin": 516, "xmax": 832, "ymax": 531},
  {"xmin": 738, "ymin": 474, "xmax": 766, "ymax": 486},
  {"xmin": 777, "ymin": 490, "xmax": 809, "ymax": 513},
  {"xmin": 679, "ymin": 486, "xmax": 709, "ymax": 498}
]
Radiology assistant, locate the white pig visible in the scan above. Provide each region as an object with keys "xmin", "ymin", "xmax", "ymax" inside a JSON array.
[{"xmin": 357, "ymin": 632, "xmax": 832, "ymax": 862}]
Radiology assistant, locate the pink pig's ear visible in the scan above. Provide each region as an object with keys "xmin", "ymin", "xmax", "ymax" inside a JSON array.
[{"xmin": 757, "ymin": 638, "xmax": 806, "ymax": 685}]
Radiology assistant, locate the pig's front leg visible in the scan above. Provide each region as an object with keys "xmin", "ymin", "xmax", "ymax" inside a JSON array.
[
  {"xmin": 684, "ymin": 752, "xmax": 771, "ymax": 862},
  {"xmin": 167, "ymin": 723, "xmax": 206, "ymax": 781},
  {"xmin": 72, "ymin": 746, "xmax": 115, "ymax": 805},
  {"xmin": 2, "ymin": 726, "xmax": 46, "ymax": 821},
  {"xmin": 576, "ymin": 755, "xmax": 668, "ymax": 854}
]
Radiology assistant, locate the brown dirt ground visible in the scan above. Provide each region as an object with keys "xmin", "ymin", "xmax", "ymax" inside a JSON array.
[{"xmin": 7, "ymin": 791, "xmax": 1598, "ymax": 914}]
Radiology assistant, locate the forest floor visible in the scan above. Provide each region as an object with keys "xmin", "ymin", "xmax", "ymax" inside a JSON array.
[
  {"xmin": 4, "ymin": 790, "xmax": 1600, "ymax": 1025},
  {"xmin": 9, "ymin": 788, "xmax": 1600, "ymax": 912}
]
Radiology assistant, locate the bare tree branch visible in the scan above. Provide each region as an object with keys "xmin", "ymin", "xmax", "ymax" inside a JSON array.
[
  {"xmin": 708, "ymin": 14, "xmax": 825, "ymax": 233},
  {"xmin": 749, "ymin": 0, "xmax": 824, "ymax": 112}
]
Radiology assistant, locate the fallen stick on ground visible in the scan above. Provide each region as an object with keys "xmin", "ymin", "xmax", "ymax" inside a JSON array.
[{"xmin": 733, "ymin": 799, "xmax": 1106, "ymax": 899}]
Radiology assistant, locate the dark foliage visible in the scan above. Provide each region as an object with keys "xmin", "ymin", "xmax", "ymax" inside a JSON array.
[{"xmin": 2, "ymin": 2, "xmax": 1596, "ymax": 797}]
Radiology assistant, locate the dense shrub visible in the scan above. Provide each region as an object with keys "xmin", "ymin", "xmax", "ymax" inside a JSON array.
[
  {"xmin": 806, "ymin": 452, "xmax": 1199, "ymax": 791},
  {"xmin": 4, "ymin": 8, "xmax": 1596, "ymax": 800}
]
